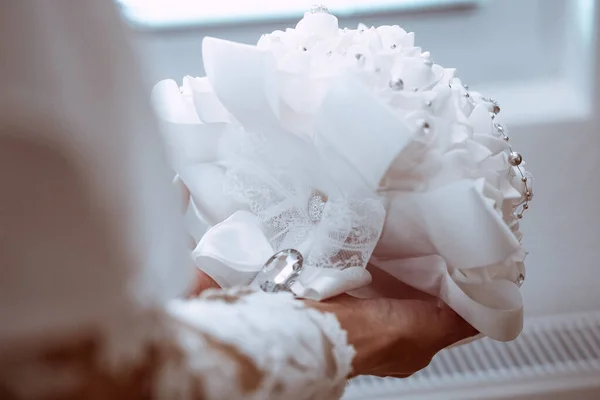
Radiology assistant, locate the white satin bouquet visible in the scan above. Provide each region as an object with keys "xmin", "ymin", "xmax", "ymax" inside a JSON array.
[{"xmin": 152, "ymin": 7, "xmax": 533, "ymax": 341}]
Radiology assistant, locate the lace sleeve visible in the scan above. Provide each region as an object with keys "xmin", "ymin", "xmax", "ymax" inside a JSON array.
[{"xmin": 159, "ymin": 288, "xmax": 354, "ymax": 400}]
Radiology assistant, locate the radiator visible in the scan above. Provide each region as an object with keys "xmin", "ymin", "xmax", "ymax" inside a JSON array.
[{"xmin": 344, "ymin": 311, "xmax": 600, "ymax": 399}]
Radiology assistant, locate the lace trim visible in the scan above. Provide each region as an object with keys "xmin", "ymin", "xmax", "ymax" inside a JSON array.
[{"xmin": 222, "ymin": 131, "xmax": 385, "ymax": 272}]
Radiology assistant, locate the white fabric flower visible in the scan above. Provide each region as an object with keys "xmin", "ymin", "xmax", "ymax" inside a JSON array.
[{"xmin": 152, "ymin": 10, "xmax": 533, "ymax": 341}]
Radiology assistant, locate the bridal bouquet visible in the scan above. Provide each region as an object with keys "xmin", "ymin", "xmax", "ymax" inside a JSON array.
[{"xmin": 152, "ymin": 7, "xmax": 533, "ymax": 341}]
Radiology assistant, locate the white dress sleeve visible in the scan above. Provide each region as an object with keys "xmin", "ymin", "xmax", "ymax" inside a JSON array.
[
  {"xmin": 0, "ymin": 287, "xmax": 354, "ymax": 400},
  {"xmin": 160, "ymin": 288, "xmax": 354, "ymax": 400}
]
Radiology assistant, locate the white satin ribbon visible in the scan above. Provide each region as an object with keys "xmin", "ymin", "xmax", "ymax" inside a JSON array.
[{"xmin": 193, "ymin": 210, "xmax": 372, "ymax": 300}]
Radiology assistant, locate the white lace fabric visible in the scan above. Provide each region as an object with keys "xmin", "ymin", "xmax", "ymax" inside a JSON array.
[
  {"xmin": 0, "ymin": 289, "xmax": 354, "ymax": 400},
  {"xmin": 164, "ymin": 288, "xmax": 354, "ymax": 400},
  {"xmin": 221, "ymin": 130, "xmax": 385, "ymax": 272}
]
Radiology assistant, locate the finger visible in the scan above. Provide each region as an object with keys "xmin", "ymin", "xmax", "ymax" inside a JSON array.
[
  {"xmin": 397, "ymin": 300, "xmax": 478, "ymax": 350},
  {"xmin": 188, "ymin": 269, "xmax": 221, "ymax": 297}
]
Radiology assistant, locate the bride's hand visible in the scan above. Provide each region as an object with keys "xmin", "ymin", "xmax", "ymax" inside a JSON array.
[
  {"xmin": 177, "ymin": 180, "xmax": 477, "ymax": 377},
  {"xmin": 190, "ymin": 270, "xmax": 476, "ymax": 378},
  {"xmin": 311, "ymin": 294, "xmax": 478, "ymax": 378}
]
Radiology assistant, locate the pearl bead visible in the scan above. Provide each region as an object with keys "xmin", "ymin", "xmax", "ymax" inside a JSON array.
[
  {"xmin": 389, "ymin": 78, "xmax": 404, "ymax": 91},
  {"xmin": 523, "ymin": 204, "xmax": 529, "ymax": 210},
  {"xmin": 521, "ymin": 177, "xmax": 528, "ymax": 183},
  {"xmin": 508, "ymin": 152, "xmax": 523, "ymax": 166}
]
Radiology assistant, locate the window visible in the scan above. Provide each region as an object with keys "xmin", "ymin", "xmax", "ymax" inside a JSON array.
[{"xmin": 117, "ymin": 0, "xmax": 476, "ymax": 29}]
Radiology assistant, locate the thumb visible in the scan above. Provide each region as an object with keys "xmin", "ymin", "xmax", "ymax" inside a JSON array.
[{"xmin": 187, "ymin": 269, "xmax": 221, "ymax": 298}]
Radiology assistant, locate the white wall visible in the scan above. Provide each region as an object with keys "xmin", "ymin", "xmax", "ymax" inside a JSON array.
[{"xmin": 130, "ymin": 0, "xmax": 600, "ymax": 319}]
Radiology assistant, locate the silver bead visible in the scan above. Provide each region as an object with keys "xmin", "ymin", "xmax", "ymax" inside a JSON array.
[
  {"xmin": 390, "ymin": 44, "xmax": 397, "ymax": 49},
  {"xmin": 389, "ymin": 78, "xmax": 404, "ymax": 91},
  {"xmin": 517, "ymin": 273, "xmax": 525, "ymax": 286},
  {"xmin": 326, "ymin": 50, "xmax": 332, "ymax": 56},
  {"xmin": 517, "ymin": 213, "xmax": 523, "ymax": 219},
  {"xmin": 482, "ymin": 96, "xmax": 501, "ymax": 114},
  {"xmin": 508, "ymin": 152, "xmax": 523, "ymax": 166},
  {"xmin": 503, "ymin": 135, "xmax": 510, "ymax": 142},
  {"xmin": 523, "ymin": 204, "xmax": 529, "ymax": 210},
  {"xmin": 302, "ymin": 47, "xmax": 307, "ymax": 51},
  {"xmin": 309, "ymin": 4, "xmax": 330, "ymax": 14},
  {"xmin": 425, "ymin": 100, "xmax": 433, "ymax": 107},
  {"xmin": 424, "ymin": 59, "xmax": 433, "ymax": 67},
  {"xmin": 521, "ymin": 177, "xmax": 528, "ymax": 183},
  {"xmin": 463, "ymin": 92, "xmax": 470, "ymax": 98},
  {"xmin": 494, "ymin": 123, "xmax": 505, "ymax": 134},
  {"xmin": 463, "ymin": 84, "xmax": 469, "ymax": 91},
  {"xmin": 526, "ymin": 191, "xmax": 532, "ymax": 199}
]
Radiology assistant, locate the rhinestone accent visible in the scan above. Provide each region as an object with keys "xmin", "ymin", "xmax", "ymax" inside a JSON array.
[
  {"xmin": 258, "ymin": 249, "xmax": 304, "ymax": 293},
  {"xmin": 308, "ymin": 194, "xmax": 326, "ymax": 222}
]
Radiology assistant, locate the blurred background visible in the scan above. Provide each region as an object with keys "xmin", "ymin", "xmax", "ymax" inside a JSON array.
[{"xmin": 118, "ymin": 0, "xmax": 600, "ymax": 398}]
